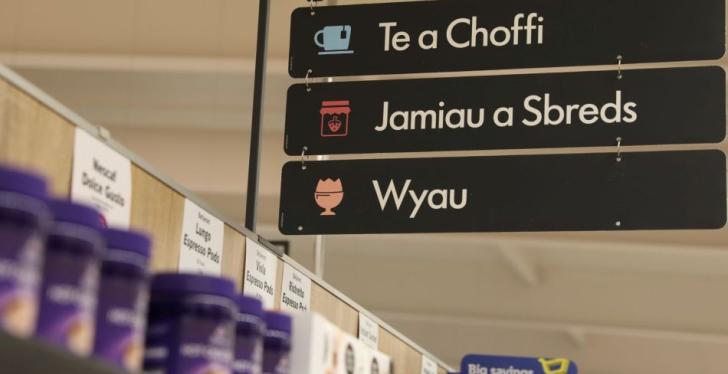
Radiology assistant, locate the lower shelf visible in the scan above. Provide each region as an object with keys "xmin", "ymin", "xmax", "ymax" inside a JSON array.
[{"xmin": 0, "ymin": 332, "xmax": 126, "ymax": 374}]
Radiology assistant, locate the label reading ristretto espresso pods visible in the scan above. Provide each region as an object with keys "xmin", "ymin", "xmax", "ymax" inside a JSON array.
[
  {"xmin": 289, "ymin": 0, "xmax": 725, "ymax": 77},
  {"xmin": 279, "ymin": 151, "xmax": 727, "ymax": 235},
  {"xmin": 280, "ymin": 263, "xmax": 311, "ymax": 313},
  {"xmin": 285, "ymin": 67, "xmax": 726, "ymax": 155}
]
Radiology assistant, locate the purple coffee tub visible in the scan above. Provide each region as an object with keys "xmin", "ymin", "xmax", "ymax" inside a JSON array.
[
  {"xmin": 0, "ymin": 166, "xmax": 50, "ymax": 338},
  {"xmin": 144, "ymin": 273, "xmax": 237, "ymax": 374},
  {"xmin": 233, "ymin": 295, "xmax": 265, "ymax": 374},
  {"xmin": 35, "ymin": 200, "xmax": 105, "ymax": 356},
  {"xmin": 93, "ymin": 228, "xmax": 152, "ymax": 371},
  {"xmin": 262, "ymin": 311, "xmax": 291, "ymax": 374}
]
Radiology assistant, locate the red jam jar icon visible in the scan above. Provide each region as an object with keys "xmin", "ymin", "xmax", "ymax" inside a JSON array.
[{"xmin": 320, "ymin": 100, "xmax": 351, "ymax": 137}]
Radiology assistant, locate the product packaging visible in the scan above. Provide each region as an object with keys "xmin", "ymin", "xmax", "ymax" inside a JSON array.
[
  {"xmin": 290, "ymin": 312, "xmax": 393, "ymax": 374},
  {"xmin": 0, "ymin": 166, "xmax": 50, "ymax": 338},
  {"xmin": 93, "ymin": 228, "xmax": 152, "ymax": 371},
  {"xmin": 35, "ymin": 199, "xmax": 105, "ymax": 355},
  {"xmin": 289, "ymin": 312, "xmax": 338, "ymax": 374},
  {"xmin": 233, "ymin": 295, "xmax": 265, "ymax": 374},
  {"xmin": 262, "ymin": 311, "xmax": 292, "ymax": 374},
  {"xmin": 144, "ymin": 273, "xmax": 237, "ymax": 374},
  {"xmin": 333, "ymin": 331, "xmax": 367, "ymax": 374},
  {"xmin": 364, "ymin": 348, "xmax": 392, "ymax": 374}
]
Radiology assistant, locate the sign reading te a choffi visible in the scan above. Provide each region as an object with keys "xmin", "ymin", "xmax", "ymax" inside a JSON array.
[
  {"xmin": 285, "ymin": 67, "xmax": 726, "ymax": 155},
  {"xmin": 461, "ymin": 354, "xmax": 578, "ymax": 374},
  {"xmin": 289, "ymin": 0, "xmax": 725, "ymax": 77},
  {"xmin": 278, "ymin": 151, "xmax": 726, "ymax": 235}
]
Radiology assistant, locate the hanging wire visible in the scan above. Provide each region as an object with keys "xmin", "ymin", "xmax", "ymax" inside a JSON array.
[{"xmin": 617, "ymin": 55, "xmax": 623, "ymax": 80}]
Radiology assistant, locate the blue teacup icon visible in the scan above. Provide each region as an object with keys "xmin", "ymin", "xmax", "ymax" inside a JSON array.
[{"xmin": 314, "ymin": 25, "xmax": 354, "ymax": 55}]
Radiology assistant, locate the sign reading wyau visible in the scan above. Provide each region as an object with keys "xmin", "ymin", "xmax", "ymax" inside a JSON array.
[
  {"xmin": 289, "ymin": 0, "xmax": 725, "ymax": 77},
  {"xmin": 278, "ymin": 151, "xmax": 726, "ymax": 235},
  {"xmin": 285, "ymin": 67, "xmax": 725, "ymax": 155},
  {"xmin": 461, "ymin": 354, "xmax": 578, "ymax": 374}
]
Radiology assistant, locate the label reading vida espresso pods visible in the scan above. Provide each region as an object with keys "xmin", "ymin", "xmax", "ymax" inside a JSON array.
[
  {"xmin": 285, "ymin": 67, "xmax": 726, "ymax": 155},
  {"xmin": 243, "ymin": 239, "xmax": 278, "ymax": 309},
  {"xmin": 279, "ymin": 151, "xmax": 727, "ymax": 235},
  {"xmin": 289, "ymin": 0, "xmax": 725, "ymax": 77}
]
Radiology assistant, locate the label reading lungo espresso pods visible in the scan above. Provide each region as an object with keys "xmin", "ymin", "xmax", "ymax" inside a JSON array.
[
  {"xmin": 279, "ymin": 151, "xmax": 727, "ymax": 235},
  {"xmin": 285, "ymin": 67, "xmax": 726, "ymax": 155},
  {"xmin": 178, "ymin": 200, "xmax": 225, "ymax": 275},
  {"xmin": 289, "ymin": 0, "xmax": 724, "ymax": 77}
]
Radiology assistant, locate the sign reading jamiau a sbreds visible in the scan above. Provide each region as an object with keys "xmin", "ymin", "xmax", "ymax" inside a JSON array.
[
  {"xmin": 279, "ymin": 150, "xmax": 727, "ymax": 235},
  {"xmin": 285, "ymin": 67, "xmax": 726, "ymax": 155},
  {"xmin": 460, "ymin": 354, "xmax": 578, "ymax": 374},
  {"xmin": 289, "ymin": 0, "xmax": 725, "ymax": 77}
]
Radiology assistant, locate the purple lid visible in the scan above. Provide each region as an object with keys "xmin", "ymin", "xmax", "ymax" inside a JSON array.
[
  {"xmin": 151, "ymin": 273, "xmax": 236, "ymax": 300},
  {"xmin": 265, "ymin": 311, "xmax": 292, "ymax": 334},
  {"xmin": 0, "ymin": 165, "xmax": 47, "ymax": 200},
  {"xmin": 237, "ymin": 295, "xmax": 264, "ymax": 318},
  {"xmin": 49, "ymin": 199, "xmax": 104, "ymax": 230},
  {"xmin": 104, "ymin": 228, "xmax": 152, "ymax": 258}
]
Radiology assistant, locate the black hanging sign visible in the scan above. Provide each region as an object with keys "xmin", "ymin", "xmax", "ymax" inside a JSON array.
[
  {"xmin": 279, "ymin": 151, "xmax": 727, "ymax": 235},
  {"xmin": 285, "ymin": 67, "xmax": 726, "ymax": 155},
  {"xmin": 289, "ymin": 0, "xmax": 725, "ymax": 77}
]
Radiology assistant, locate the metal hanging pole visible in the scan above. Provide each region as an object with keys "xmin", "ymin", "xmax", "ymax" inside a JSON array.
[
  {"xmin": 245, "ymin": 0, "xmax": 270, "ymax": 231},
  {"xmin": 313, "ymin": 154, "xmax": 329, "ymax": 277},
  {"xmin": 312, "ymin": 0, "xmax": 336, "ymax": 278}
]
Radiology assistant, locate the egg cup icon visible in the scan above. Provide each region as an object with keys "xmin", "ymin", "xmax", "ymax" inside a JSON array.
[{"xmin": 315, "ymin": 178, "xmax": 344, "ymax": 216}]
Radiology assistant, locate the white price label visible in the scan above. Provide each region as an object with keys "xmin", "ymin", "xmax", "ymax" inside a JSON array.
[
  {"xmin": 244, "ymin": 238, "xmax": 278, "ymax": 309},
  {"xmin": 421, "ymin": 355, "xmax": 437, "ymax": 374},
  {"xmin": 178, "ymin": 199, "xmax": 224, "ymax": 275},
  {"xmin": 71, "ymin": 128, "xmax": 132, "ymax": 228},
  {"xmin": 280, "ymin": 263, "xmax": 311, "ymax": 313},
  {"xmin": 358, "ymin": 313, "xmax": 379, "ymax": 350}
]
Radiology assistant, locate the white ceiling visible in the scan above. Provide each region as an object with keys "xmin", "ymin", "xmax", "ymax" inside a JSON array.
[{"xmin": 1, "ymin": 0, "xmax": 728, "ymax": 372}]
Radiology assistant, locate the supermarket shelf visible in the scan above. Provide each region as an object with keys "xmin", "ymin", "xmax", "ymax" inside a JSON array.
[
  {"xmin": 0, "ymin": 64, "xmax": 455, "ymax": 373},
  {"xmin": 0, "ymin": 332, "xmax": 126, "ymax": 374}
]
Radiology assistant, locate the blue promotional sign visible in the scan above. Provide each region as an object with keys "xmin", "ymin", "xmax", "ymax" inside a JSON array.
[{"xmin": 460, "ymin": 354, "xmax": 578, "ymax": 374}]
